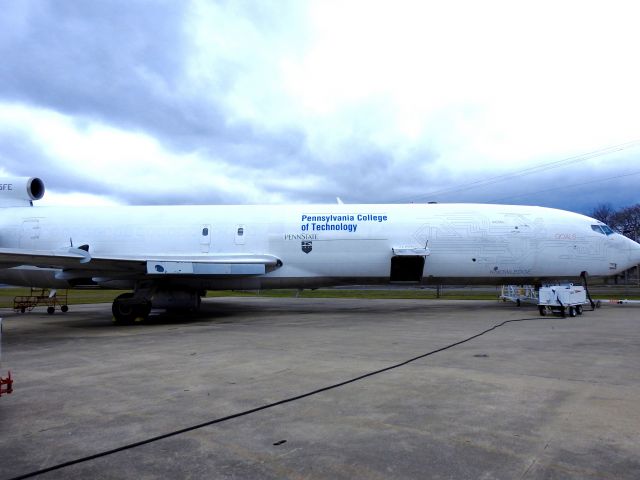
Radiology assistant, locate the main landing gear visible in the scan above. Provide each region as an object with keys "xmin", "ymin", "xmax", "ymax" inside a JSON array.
[
  {"xmin": 112, "ymin": 293, "xmax": 152, "ymax": 324},
  {"xmin": 111, "ymin": 289, "xmax": 203, "ymax": 324}
]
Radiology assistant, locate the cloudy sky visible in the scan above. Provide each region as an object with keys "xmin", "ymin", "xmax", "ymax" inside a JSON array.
[{"xmin": 1, "ymin": 0, "xmax": 639, "ymax": 214}]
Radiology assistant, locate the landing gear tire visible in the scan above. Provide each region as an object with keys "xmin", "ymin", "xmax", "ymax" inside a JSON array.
[
  {"xmin": 47, "ymin": 306, "xmax": 55, "ymax": 315},
  {"xmin": 538, "ymin": 306, "xmax": 547, "ymax": 316},
  {"xmin": 568, "ymin": 306, "xmax": 577, "ymax": 317},
  {"xmin": 112, "ymin": 293, "xmax": 150, "ymax": 324},
  {"xmin": 190, "ymin": 295, "xmax": 202, "ymax": 313},
  {"xmin": 113, "ymin": 293, "xmax": 136, "ymax": 324},
  {"xmin": 61, "ymin": 305, "xmax": 69, "ymax": 313},
  {"xmin": 138, "ymin": 301, "xmax": 152, "ymax": 318},
  {"xmin": 576, "ymin": 305, "xmax": 583, "ymax": 316}
]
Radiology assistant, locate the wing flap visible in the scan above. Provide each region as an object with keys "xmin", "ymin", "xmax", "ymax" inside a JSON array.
[
  {"xmin": 0, "ymin": 248, "xmax": 281, "ymax": 278},
  {"xmin": 0, "ymin": 247, "xmax": 98, "ymax": 269}
]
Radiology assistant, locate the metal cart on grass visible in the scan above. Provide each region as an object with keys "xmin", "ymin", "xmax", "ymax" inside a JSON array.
[{"xmin": 13, "ymin": 288, "xmax": 69, "ymax": 315}]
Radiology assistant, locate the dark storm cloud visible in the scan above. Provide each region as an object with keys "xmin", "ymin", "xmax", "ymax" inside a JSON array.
[
  {"xmin": 0, "ymin": 0, "xmax": 315, "ymax": 202},
  {"xmin": 1, "ymin": 1, "xmax": 188, "ymax": 124},
  {"xmin": 0, "ymin": 0, "xmax": 306, "ymax": 155},
  {"xmin": 1, "ymin": 1, "xmax": 635, "ymax": 214},
  {"xmin": 0, "ymin": 0, "xmax": 448, "ymax": 207}
]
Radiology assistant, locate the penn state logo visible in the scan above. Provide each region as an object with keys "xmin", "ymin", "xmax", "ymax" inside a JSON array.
[{"xmin": 301, "ymin": 241, "xmax": 312, "ymax": 254}]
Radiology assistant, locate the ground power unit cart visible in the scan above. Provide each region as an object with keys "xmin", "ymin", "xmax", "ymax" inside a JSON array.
[{"xmin": 538, "ymin": 284, "xmax": 587, "ymax": 317}]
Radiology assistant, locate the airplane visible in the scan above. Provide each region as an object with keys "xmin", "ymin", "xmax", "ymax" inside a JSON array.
[{"xmin": 1, "ymin": 176, "xmax": 639, "ymax": 323}]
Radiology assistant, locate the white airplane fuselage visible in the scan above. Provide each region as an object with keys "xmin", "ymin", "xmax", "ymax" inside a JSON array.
[{"xmin": 1, "ymin": 202, "xmax": 639, "ymax": 290}]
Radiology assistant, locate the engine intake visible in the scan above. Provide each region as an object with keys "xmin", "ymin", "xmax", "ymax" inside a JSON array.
[{"xmin": 0, "ymin": 177, "xmax": 45, "ymax": 206}]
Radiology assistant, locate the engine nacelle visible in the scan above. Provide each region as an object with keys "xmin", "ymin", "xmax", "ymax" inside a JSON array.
[{"xmin": 0, "ymin": 177, "xmax": 45, "ymax": 207}]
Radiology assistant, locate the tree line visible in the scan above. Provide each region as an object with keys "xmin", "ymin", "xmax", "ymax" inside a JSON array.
[{"xmin": 591, "ymin": 203, "xmax": 640, "ymax": 241}]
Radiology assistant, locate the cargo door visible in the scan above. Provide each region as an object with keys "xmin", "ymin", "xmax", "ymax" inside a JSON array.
[
  {"xmin": 390, "ymin": 256, "xmax": 425, "ymax": 282},
  {"xmin": 389, "ymin": 246, "xmax": 429, "ymax": 283}
]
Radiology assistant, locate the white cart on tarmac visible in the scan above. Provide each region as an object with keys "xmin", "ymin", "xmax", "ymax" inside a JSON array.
[{"xmin": 538, "ymin": 284, "xmax": 587, "ymax": 317}]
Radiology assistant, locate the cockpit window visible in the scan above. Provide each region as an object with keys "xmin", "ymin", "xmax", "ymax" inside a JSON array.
[{"xmin": 591, "ymin": 224, "xmax": 614, "ymax": 236}]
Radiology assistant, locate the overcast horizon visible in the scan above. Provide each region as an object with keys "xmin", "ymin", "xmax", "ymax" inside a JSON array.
[{"xmin": 1, "ymin": 1, "xmax": 639, "ymax": 215}]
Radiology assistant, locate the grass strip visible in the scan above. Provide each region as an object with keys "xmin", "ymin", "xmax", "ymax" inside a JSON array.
[{"xmin": 1, "ymin": 285, "xmax": 639, "ymax": 309}]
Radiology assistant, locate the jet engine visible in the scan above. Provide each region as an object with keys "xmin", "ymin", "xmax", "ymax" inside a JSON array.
[{"xmin": 0, "ymin": 177, "xmax": 45, "ymax": 206}]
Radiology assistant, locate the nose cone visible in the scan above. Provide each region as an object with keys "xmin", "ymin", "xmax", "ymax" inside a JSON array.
[{"xmin": 628, "ymin": 237, "xmax": 640, "ymax": 265}]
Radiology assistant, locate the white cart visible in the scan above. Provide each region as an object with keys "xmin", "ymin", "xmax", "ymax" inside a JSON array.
[{"xmin": 538, "ymin": 284, "xmax": 587, "ymax": 317}]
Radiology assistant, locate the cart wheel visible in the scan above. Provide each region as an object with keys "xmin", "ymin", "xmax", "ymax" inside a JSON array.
[
  {"xmin": 61, "ymin": 305, "xmax": 69, "ymax": 313},
  {"xmin": 568, "ymin": 306, "xmax": 577, "ymax": 317},
  {"xmin": 538, "ymin": 306, "xmax": 547, "ymax": 316},
  {"xmin": 516, "ymin": 299, "xmax": 521, "ymax": 307},
  {"xmin": 47, "ymin": 306, "xmax": 55, "ymax": 315},
  {"xmin": 576, "ymin": 305, "xmax": 583, "ymax": 315}
]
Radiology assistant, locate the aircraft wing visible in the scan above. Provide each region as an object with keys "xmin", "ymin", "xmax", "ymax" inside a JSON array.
[{"xmin": 0, "ymin": 247, "xmax": 282, "ymax": 277}]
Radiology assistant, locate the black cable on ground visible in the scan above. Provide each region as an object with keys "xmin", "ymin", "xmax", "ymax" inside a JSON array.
[{"xmin": 7, "ymin": 315, "xmax": 546, "ymax": 480}]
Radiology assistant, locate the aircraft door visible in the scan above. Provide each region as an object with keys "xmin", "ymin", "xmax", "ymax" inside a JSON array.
[
  {"xmin": 390, "ymin": 255, "xmax": 425, "ymax": 283},
  {"xmin": 20, "ymin": 219, "xmax": 40, "ymax": 249},
  {"xmin": 235, "ymin": 224, "xmax": 245, "ymax": 245},
  {"xmin": 200, "ymin": 224, "xmax": 211, "ymax": 253}
]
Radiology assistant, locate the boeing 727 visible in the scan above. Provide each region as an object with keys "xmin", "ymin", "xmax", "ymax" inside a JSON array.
[{"xmin": 1, "ymin": 177, "xmax": 639, "ymax": 323}]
